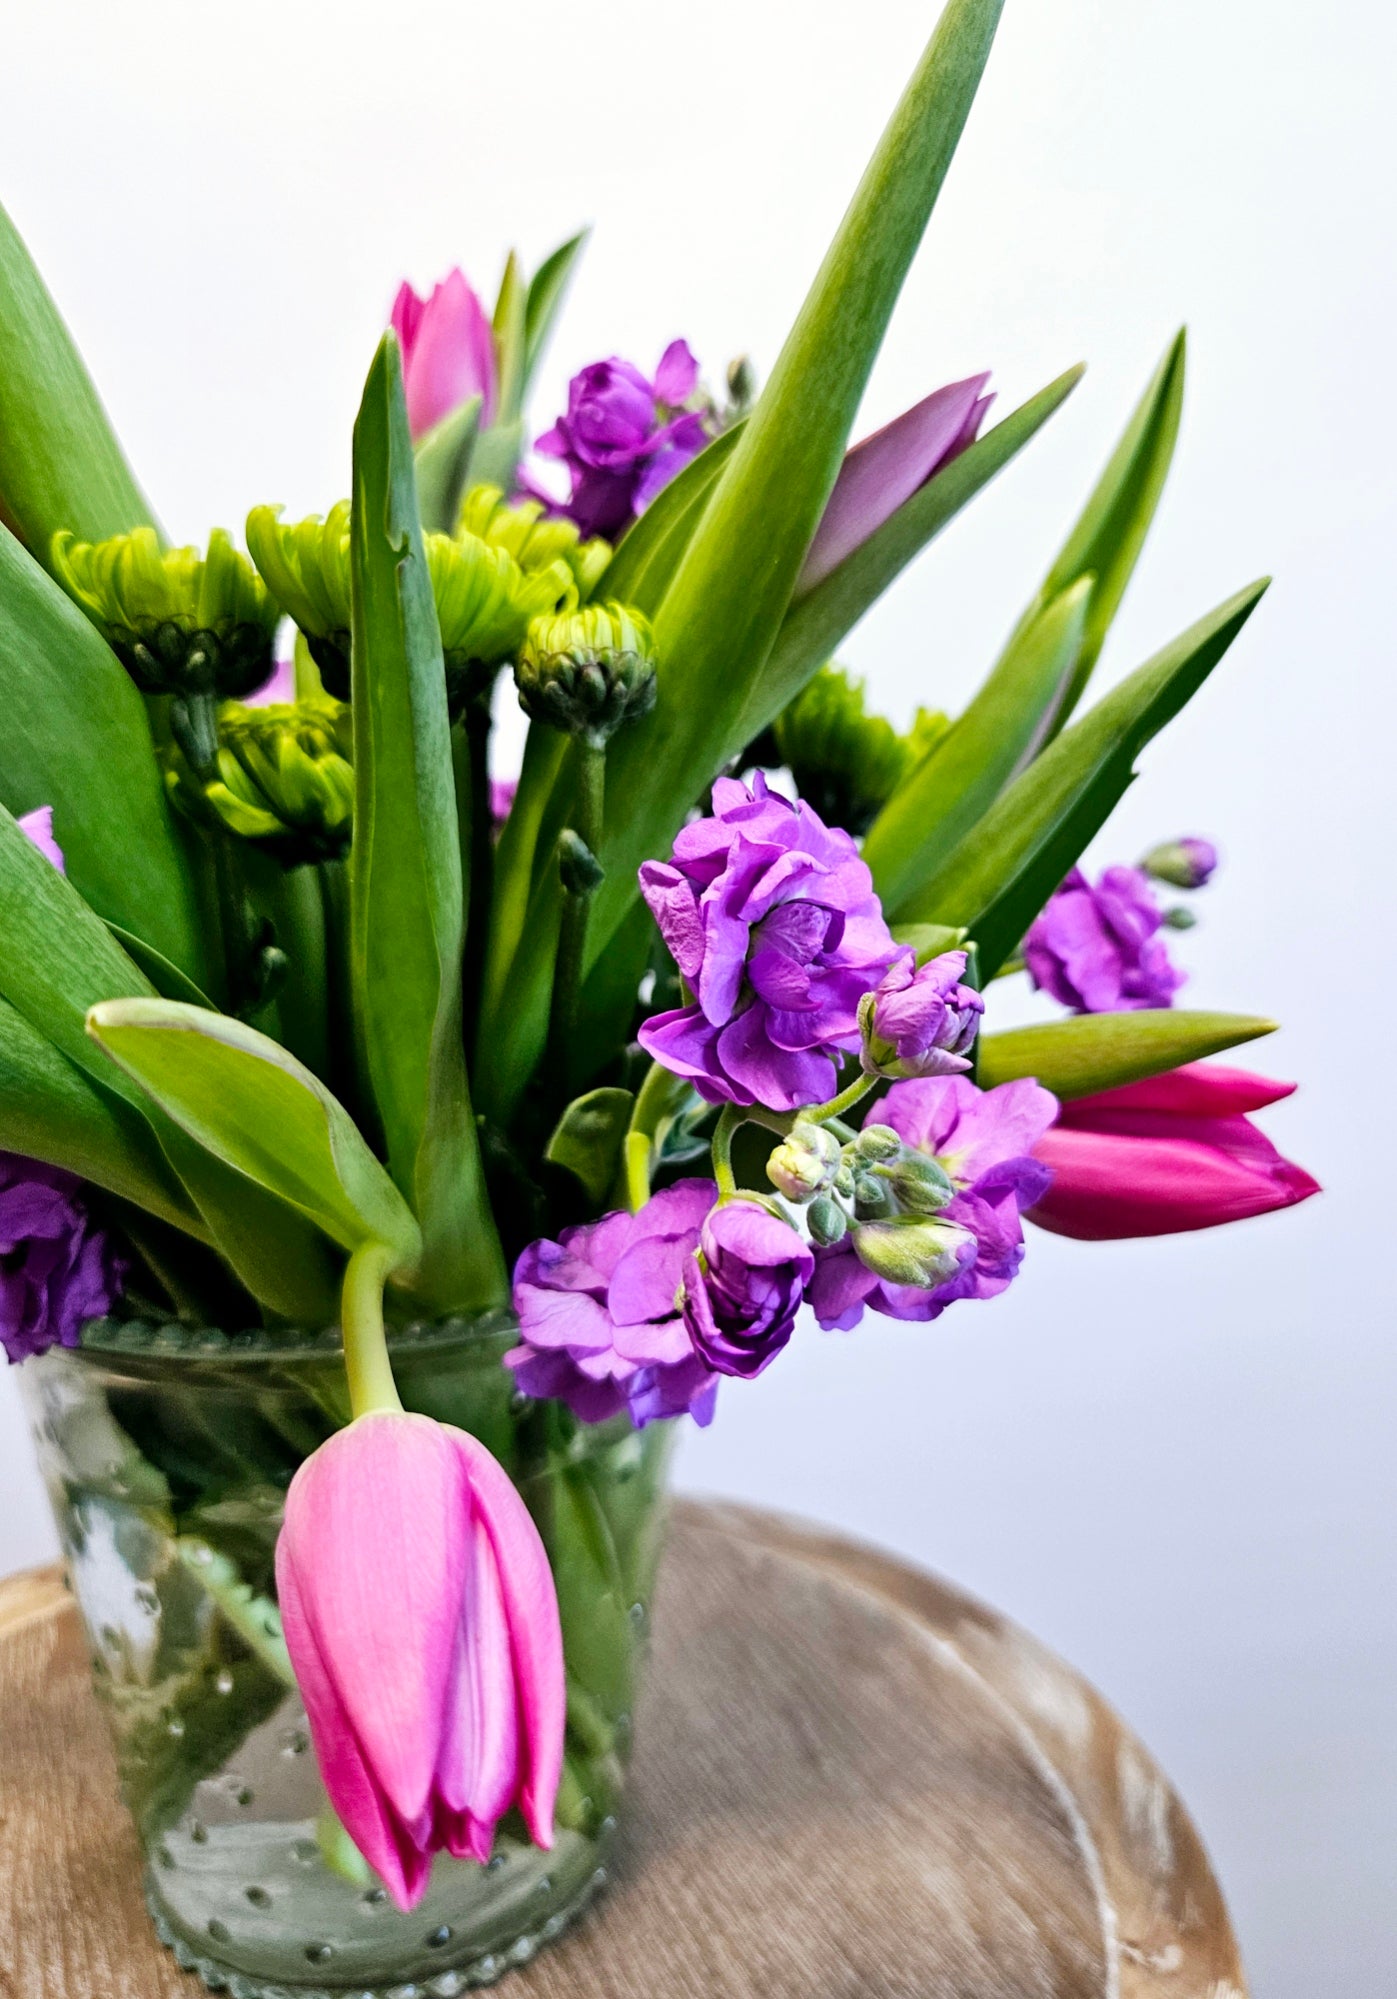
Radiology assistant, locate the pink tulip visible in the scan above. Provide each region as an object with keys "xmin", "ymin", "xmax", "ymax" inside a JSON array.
[
  {"xmin": 275, "ymin": 1411, "xmax": 564, "ymax": 1909},
  {"xmin": 1029, "ymin": 1063, "xmax": 1320, "ymax": 1240},
  {"xmin": 18, "ymin": 805, "xmax": 63, "ymax": 871},
  {"xmin": 390, "ymin": 269, "xmax": 498, "ymax": 440}
]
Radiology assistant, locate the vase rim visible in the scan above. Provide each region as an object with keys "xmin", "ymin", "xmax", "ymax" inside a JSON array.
[{"xmin": 73, "ymin": 1306, "xmax": 518, "ymax": 1369}]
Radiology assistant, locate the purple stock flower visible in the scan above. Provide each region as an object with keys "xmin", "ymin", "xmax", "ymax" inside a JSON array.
[
  {"xmin": 638, "ymin": 773, "xmax": 905, "ymax": 1113},
  {"xmin": 17, "ymin": 806, "xmax": 63, "ymax": 872},
  {"xmin": 808, "ymin": 1077, "xmax": 1057, "ymax": 1331},
  {"xmin": 489, "ymin": 777, "xmax": 517, "ymax": 839},
  {"xmin": 507, "ymin": 1180, "xmax": 720, "ymax": 1428},
  {"xmin": 533, "ymin": 341, "xmax": 710, "ymax": 541},
  {"xmin": 681, "ymin": 1201, "xmax": 813, "ymax": 1379},
  {"xmin": 391, "ymin": 270, "xmax": 497, "ymax": 439},
  {"xmin": 800, "ymin": 373, "xmax": 993, "ymax": 592},
  {"xmin": 0, "ymin": 1154, "xmax": 125, "ymax": 1363},
  {"xmin": 859, "ymin": 949, "xmax": 984, "ymax": 1079},
  {"xmin": 1024, "ymin": 865, "xmax": 1186, "ymax": 1013}
]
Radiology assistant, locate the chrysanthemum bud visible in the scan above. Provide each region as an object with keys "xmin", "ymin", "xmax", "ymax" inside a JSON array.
[
  {"xmin": 516, "ymin": 603, "xmax": 657, "ymax": 747},
  {"xmin": 1140, "ymin": 836, "xmax": 1219, "ymax": 891},
  {"xmin": 51, "ymin": 526, "xmax": 277, "ymax": 699},
  {"xmin": 166, "ymin": 696, "xmax": 354, "ymax": 866},
  {"xmin": 245, "ymin": 503, "xmax": 353, "ymax": 695},
  {"xmin": 771, "ymin": 665, "xmax": 921, "ymax": 837},
  {"xmin": 806, "ymin": 1194, "xmax": 848, "ymax": 1247},
  {"xmin": 852, "ymin": 1214, "xmax": 976, "ymax": 1290},
  {"xmin": 456, "ymin": 485, "xmax": 610, "ymax": 602},
  {"xmin": 426, "ymin": 531, "xmax": 574, "ymax": 715},
  {"xmin": 767, "ymin": 1121, "xmax": 842, "ymax": 1202}
]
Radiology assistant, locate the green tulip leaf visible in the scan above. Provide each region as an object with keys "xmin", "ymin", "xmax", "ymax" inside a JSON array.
[
  {"xmin": 899, "ymin": 579, "xmax": 1269, "ymax": 976},
  {"xmin": 412, "ymin": 395, "xmax": 482, "ymax": 535},
  {"xmin": 869, "ymin": 574, "xmax": 1093, "ymax": 916},
  {"xmin": 86, "ymin": 998, "xmax": 421, "ymax": 1270},
  {"xmin": 977, "ymin": 1010, "xmax": 1278, "ymax": 1099},
  {"xmin": 0, "ymin": 200, "xmax": 160, "ymax": 567},
  {"xmin": 523, "ymin": 230, "xmax": 589, "ymax": 393},
  {"xmin": 348, "ymin": 333, "xmax": 504, "ymax": 1310},
  {"xmin": 889, "ymin": 923, "xmax": 969, "ymax": 965},
  {"xmin": 492, "ymin": 251, "xmax": 528, "ymax": 427},
  {"xmin": 595, "ymin": 422, "xmax": 745, "ymax": 611}
]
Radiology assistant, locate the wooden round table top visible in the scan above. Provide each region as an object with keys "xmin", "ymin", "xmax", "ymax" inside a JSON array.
[{"xmin": 0, "ymin": 1499, "xmax": 1246, "ymax": 1998}]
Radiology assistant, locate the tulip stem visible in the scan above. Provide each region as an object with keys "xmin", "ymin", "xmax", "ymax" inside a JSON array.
[
  {"xmin": 806, "ymin": 1073, "xmax": 878, "ymax": 1127},
  {"xmin": 341, "ymin": 1241, "xmax": 402, "ymax": 1418}
]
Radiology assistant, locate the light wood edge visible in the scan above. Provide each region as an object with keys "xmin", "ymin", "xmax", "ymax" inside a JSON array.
[{"xmin": 0, "ymin": 1562, "xmax": 68, "ymax": 1638}]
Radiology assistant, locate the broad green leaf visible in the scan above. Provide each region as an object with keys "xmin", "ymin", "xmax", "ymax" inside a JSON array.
[
  {"xmin": 1006, "ymin": 330, "xmax": 1185, "ymax": 733},
  {"xmin": 901, "ymin": 580, "xmax": 1269, "ymax": 976},
  {"xmin": 738, "ymin": 365, "xmax": 1085, "ymax": 750},
  {"xmin": 492, "ymin": 251, "xmax": 528, "ymax": 426},
  {"xmin": 522, "ymin": 230, "xmax": 589, "ymax": 393},
  {"xmin": 349, "ymin": 334, "xmax": 505, "ymax": 1310},
  {"xmin": 546, "ymin": 1087, "xmax": 635, "ymax": 1203},
  {"xmin": 0, "ymin": 200, "xmax": 160, "ymax": 567},
  {"xmin": 595, "ymin": 422, "xmax": 745, "ymax": 611},
  {"xmin": 0, "ymin": 995, "xmax": 202, "ymax": 1230},
  {"xmin": 978, "ymin": 1010, "xmax": 1278, "ymax": 1099},
  {"xmin": 0, "ymin": 523, "xmax": 210, "ymax": 984},
  {"xmin": 87, "ymin": 998, "xmax": 421, "ymax": 1268},
  {"xmin": 478, "ymin": 0, "xmax": 1006, "ymax": 1123},
  {"xmin": 412, "ymin": 395, "xmax": 482, "ymax": 535},
  {"xmin": 868, "ymin": 576, "xmax": 1093, "ymax": 915}
]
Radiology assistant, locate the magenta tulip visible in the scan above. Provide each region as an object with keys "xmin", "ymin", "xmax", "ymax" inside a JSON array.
[
  {"xmin": 276, "ymin": 1411, "xmax": 564, "ymax": 1909},
  {"xmin": 1029, "ymin": 1063, "xmax": 1320, "ymax": 1240},
  {"xmin": 391, "ymin": 270, "xmax": 498, "ymax": 439}
]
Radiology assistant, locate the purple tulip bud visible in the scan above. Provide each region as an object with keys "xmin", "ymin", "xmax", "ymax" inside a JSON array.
[
  {"xmin": 858, "ymin": 949, "xmax": 984, "ymax": 1079},
  {"xmin": 681, "ymin": 1201, "xmax": 814, "ymax": 1379}
]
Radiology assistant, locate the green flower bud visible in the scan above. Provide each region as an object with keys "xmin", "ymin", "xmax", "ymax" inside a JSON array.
[
  {"xmin": 456, "ymin": 484, "xmax": 610, "ymax": 602},
  {"xmin": 807, "ymin": 1193, "xmax": 848, "ymax": 1247},
  {"xmin": 557, "ymin": 829, "xmax": 604, "ymax": 897},
  {"xmin": 852, "ymin": 1214, "xmax": 975, "ymax": 1290},
  {"xmin": 425, "ymin": 531, "xmax": 575, "ymax": 715},
  {"xmin": 883, "ymin": 1151, "xmax": 956, "ymax": 1215},
  {"xmin": 772, "ymin": 665, "xmax": 913, "ymax": 837},
  {"xmin": 245, "ymin": 503, "xmax": 352, "ymax": 695},
  {"xmin": 851, "ymin": 1169, "xmax": 895, "ymax": 1220},
  {"xmin": 767, "ymin": 1121, "xmax": 842, "ymax": 1202},
  {"xmin": 852, "ymin": 1122, "xmax": 901, "ymax": 1162},
  {"xmin": 51, "ymin": 526, "xmax": 277, "ymax": 698},
  {"xmin": 725, "ymin": 354, "xmax": 757, "ymax": 415},
  {"xmin": 167, "ymin": 696, "xmax": 354, "ymax": 866},
  {"xmin": 516, "ymin": 603, "xmax": 658, "ymax": 747}
]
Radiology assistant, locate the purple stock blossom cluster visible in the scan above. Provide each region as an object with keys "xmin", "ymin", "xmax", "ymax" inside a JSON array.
[
  {"xmin": 532, "ymin": 341, "xmax": 711, "ymax": 541},
  {"xmin": 1024, "ymin": 864, "xmax": 1186, "ymax": 1013},
  {"xmin": 0, "ymin": 1155, "xmax": 125, "ymax": 1364}
]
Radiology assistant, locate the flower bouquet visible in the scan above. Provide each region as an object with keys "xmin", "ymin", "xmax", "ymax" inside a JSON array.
[{"xmin": 0, "ymin": 0, "xmax": 1316, "ymax": 1989}]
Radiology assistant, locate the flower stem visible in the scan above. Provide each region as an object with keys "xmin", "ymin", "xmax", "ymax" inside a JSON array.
[
  {"xmin": 461, "ymin": 689, "xmax": 494, "ymax": 1049},
  {"xmin": 806, "ymin": 1072, "xmax": 878, "ymax": 1127},
  {"xmin": 624, "ymin": 1133, "xmax": 653, "ymax": 1215},
  {"xmin": 340, "ymin": 1240, "xmax": 402, "ymax": 1418},
  {"xmin": 711, "ymin": 1104, "xmax": 741, "ymax": 1201},
  {"xmin": 545, "ymin": 739, "xmax": 606, "ymax": 1097}
]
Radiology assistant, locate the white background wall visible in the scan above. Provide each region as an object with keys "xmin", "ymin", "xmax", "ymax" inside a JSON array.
[{"xmin": 1, "ymin": 2, "xmax": 1393, "ymax": 1987}]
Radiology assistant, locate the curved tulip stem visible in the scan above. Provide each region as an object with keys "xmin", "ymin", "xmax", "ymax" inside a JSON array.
[{"xmin": 341, "ymin": 1240, "xmax": 402, "ymax": 1418}]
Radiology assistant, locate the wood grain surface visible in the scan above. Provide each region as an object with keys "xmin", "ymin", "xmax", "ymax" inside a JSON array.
[{"xmin": 0, "ymin": 1500, "xmax": 1247, "ymax": 1998}]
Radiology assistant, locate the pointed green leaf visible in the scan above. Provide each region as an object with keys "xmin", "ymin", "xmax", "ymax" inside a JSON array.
[
  {"xmin": 739, "ymin": 364, "xmax": 1085, "ymax": 749},
  {"xmin": 0, "ymin": 200, "xmax": 160, "ymax": 567},
  {"xmin": 412, "ymin": 395, "xmax": 482, "ymax": 535},
  {"xmin": 523, "ymin": 230, "xmax": 589, "ymax": 393},
  {"xmin": 900, "ymin": 580, "xmax": 1269, "ymax": 976},
  {"xmin": 595, "ymin": 422, "xmax": 745, "ymax": 611},
  {"xmin": 978, "ymin": 1011, "xmax": 1278, "ymax": 1099},
  {"xmin": 545, "ymin": 1087, "xmax": 635, "ymax": 1204},
  {"xmin": 463, "ymin": 415, "xmax": 525, "ymax": 500},
  {"xmin": 349, "ymin": 333, "xmax": 505, "ymax": 1310},
  {"xmin": 1005, "ymin": 330, "xmax": 1185, "ymax": 733},
  {"xmin": 0, "ymin": 523, "xmax": 210, "ymax": 984},
  {"xmin": 105, "ymin": 924, "xmax": 214, "ymax": 1010},
  {"xmin": 0, "ymin": 995, "xmax": 202, "ymax": 1230},
  {"xmin": 868, "ymin": 576, "xmax": 1093, "ymax": 915},
  {"xmin": 492, "ymin": 251, "xmax": 529, "ymax": 426},
  {"xmin": 87, "ymin": 998, "xmax": 421, "ymax": 1269}
]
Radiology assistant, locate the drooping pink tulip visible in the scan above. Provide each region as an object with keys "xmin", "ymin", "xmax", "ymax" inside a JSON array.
[
  {"xmin": 275, "ymin": 1411, "xmax": 564, "ymax": 1909},
  {"xmin": 798, "ymin": 372, "xmax": 993, "ymax": 591},
  {"xmin": 391, "ymin": 270, "xmax": 498, "ymax": 440},
  {"xmin": 1029, "ymin": 1063, "xmax": 1320, "ymax": 1240}
]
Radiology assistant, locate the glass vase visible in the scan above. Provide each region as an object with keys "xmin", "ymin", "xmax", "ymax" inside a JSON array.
[{"xmin": 20, "ymin": 1312, "xmax": 674, "ymax": 1995}]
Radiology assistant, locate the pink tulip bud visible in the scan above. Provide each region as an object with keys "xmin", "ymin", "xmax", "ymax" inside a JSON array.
[
  {"xmin": 1029, "ymin": 1063, "xmax": 1320, "ymax": 1240},
  {"xmin": 275, "ymin": 1411, "xmax": 564, "ymax": 1910},
  {"xmin": 390, "ymin": 270, "xmax": 498, "ymax": 440}
]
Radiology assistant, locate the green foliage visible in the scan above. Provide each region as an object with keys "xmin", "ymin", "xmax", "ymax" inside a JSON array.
[
  {"xmin": 347, "ymin": 334, "xmax": 505, "ymax": 1311},
  {"xmin": 771, "ymin": 665, "xmax": 924, "ymax": 836},
  {"xmin": 522, "ymin": 230, "xmax": 589, "ymax": 393},
  {"xmin": 0, "ymin": 199, "xmax": 159, "ymax": 566},
  {"xmin": 546, "ymin": 1088, "xmax": 635, "ymax": 1203},
  {"xmin": 978, "ymin": 1010, "xmax": 1277, "ymax": 1098},
  {"xmin": 412, "ymin": 396, "xmax": 482, "ymax": 535},
  {"xmin": 901, "ymin": 580, "xmax": 1269, "ymax": 975}
]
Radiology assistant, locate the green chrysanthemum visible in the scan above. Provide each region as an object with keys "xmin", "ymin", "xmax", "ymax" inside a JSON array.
[
  {"xmin": 773, "ymin": 665, "xmax": 946, "ymax": 836},
  {"xmin": 167, "ymin": 695, "xmax": 354, "ymax": 866},
  {"xmin": 245, "ymin": 502, "xmax": 353, "ymax": 695},
  {"xmin": 425, "ymin": 531, "xmax": 576, "ymax": 714},
  {"xmin": 515, "ymin": 601, "xmax": 658, "ymax": 746},
  {"xmin": 50, "ymin": 525, "xmax": 277, "ymax": 698},
  {"xmin": 457, "ymin": 484, "xmax": 611, "ymax": 603}
]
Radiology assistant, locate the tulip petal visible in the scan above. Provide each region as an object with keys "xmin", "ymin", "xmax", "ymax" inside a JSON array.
[
  {"xmin": 1058, "ymin": 1061, "xmax": 1297, "ymax": 1121},
  {"xmin": 450, "ymin": 1430, "xmax": 564, "ymax": 1850},
  {"xmin": 1030, "ymin": 1123, "xmax": 1319, "ymax": 1238},
  {"xmin": 800, "ymin": 373, "xmax": 991, "ymax": 590}
]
